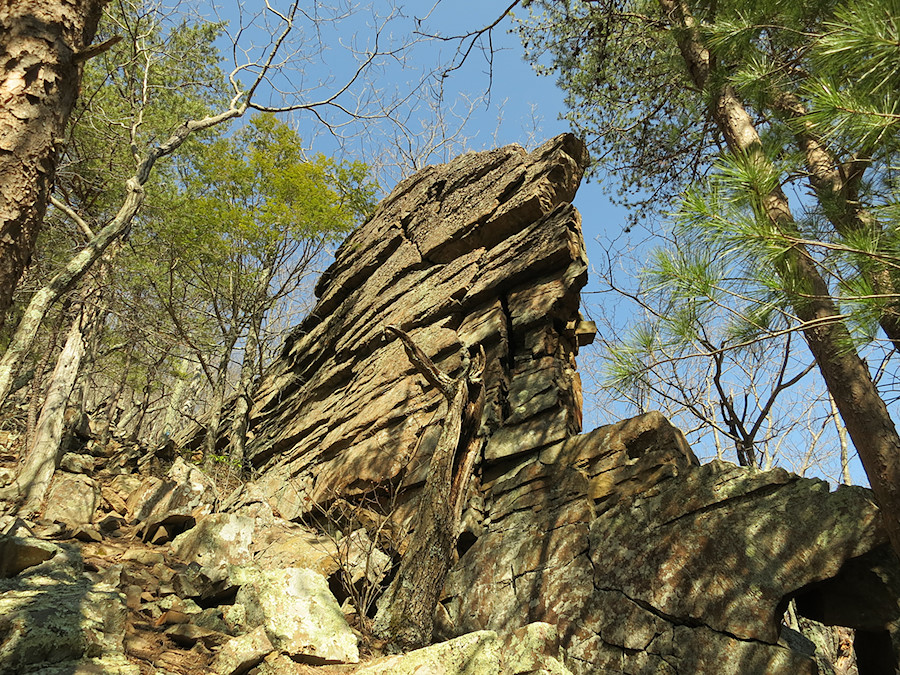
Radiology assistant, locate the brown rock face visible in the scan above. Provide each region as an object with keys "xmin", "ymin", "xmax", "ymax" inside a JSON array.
[
  {"xmin": 442, "ymin": 416, "xmax": 900, "ymax": 673},
  {"xmin": 221, "ymin": 137, "xmax": 900, "ymax": 674},
  {"xmin": 234, "ymin": 133, "xmax": 592, "ymax": 521}
]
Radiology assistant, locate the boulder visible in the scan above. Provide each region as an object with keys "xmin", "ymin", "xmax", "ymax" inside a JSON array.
[
  {"xmin": 125, "ymin": 457, "xmax": 216, "ymax": 543},
  {"xmin": 168, "ymin": 511, "xmax": 391, "ymax": 609},
  {"xmin": 106, "ymin": 474, "xmax": 143, "ymax": 511},
  {"xmin": 499, "ymin": 622, "xmax": 573, "ymax": 675},
  {"xmin": 59, "ymin": 453, "xmax": 96, "ymax": 474},
  {"xmin": 173, "ymin": 137, "xmax": 900, "ymax": 672},
  {"xmin": 352, "ymin": 631, "xmax": 501, "ymax": 674},
  {"xmin": 250, "ymin": 524, "xmax": 338, "ymax": 576},
  {"xmin": 24, "ymin": 655, "xmax": 140, "ymax": 674},
  {"xmin": 0, "ymin": 539, "xmax": 127, "ymax": 674},
  {"xmin": 442, "ymin": 415, "xmax": 900, "ymax": 674},
  {"xmin": 0, "ymin": 535, "xmax": 57, "ymax": 578},
  {"xmin": 210, "ymin": 626, "xmax": 274, "ymax": 675},
  {"xmin": 177, "ymin": 134, "xmax": 592, "ymax": 528},
  {"xmin": 42, "ymin": 473, "xmax": 99, "ymax": 526},
  {"xmin": 171, "ymin": 512, "xmax": 255, "ymax": 569},
  {"xmin": 253, "ymin": 626, "xmax": 573, "ymax": 675},
  {"xmin": 233, "ymin": 566, "xmax": 359, "ymax": 664}
]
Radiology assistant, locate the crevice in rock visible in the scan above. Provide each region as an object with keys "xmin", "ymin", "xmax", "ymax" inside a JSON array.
[
  {"xmin": 496, "ymin": 294, "xmax": 516, "ymax": 426},
  {"xmin": 855, "ymin": 629, "xmax": 897, "ymax": 675},
  {"xmin": 657, "ymin": 480, "xmax": 798, "ymax": 529},
  {"xmin": 496, "ymin": 170, "xmax": 527, "ymax": 207},
  {"xmin": 595, "ymin": 584, "xmax": 780, "ymax": 648},
  {"xmin": 427, "ymin": 178, "xmax": 447, "ymax": 202},
  {"xmin": 444, "ymin": 151, "xmax": 519, "ymax": 198},
  {"xmin": 455, "ymin": 530, "xmax": 478, "ymax": 560}
]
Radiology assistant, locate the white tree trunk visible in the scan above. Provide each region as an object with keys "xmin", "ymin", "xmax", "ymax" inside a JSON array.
[
  {"xmin": 229, "ymin": 302, "xmax": 267, "ymax": 466},
  {"xmin": 3, "ymin": 313, "xmax": 86, "ymax": 514}
]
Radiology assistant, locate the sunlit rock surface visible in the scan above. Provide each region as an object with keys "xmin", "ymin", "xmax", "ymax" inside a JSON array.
[{"xmin": 193, "ymin": 136, "xmax": 899, "ymax": 673}]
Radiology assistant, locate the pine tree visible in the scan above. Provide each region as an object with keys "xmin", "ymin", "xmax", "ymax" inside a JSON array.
[{"xmin": 518, "ymin": 0, "xmax": 900, "ymax": 559}]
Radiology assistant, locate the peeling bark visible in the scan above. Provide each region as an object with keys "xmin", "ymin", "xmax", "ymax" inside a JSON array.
[{"xmin": 0, "ymin": 0, "xmax": 106, "ymax": 329}]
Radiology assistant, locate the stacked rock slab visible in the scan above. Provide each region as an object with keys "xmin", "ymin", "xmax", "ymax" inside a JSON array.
[
  {"xmin": 228, "ymin": 137, "xmax": 900, "ymax": 674},
  {"xmin": 440, "ymin": 413, "xmax": 900, "ymax": 674},
  {"xmin": 240, "ymin": 134, "xmax": 592, "ymax": 521}
]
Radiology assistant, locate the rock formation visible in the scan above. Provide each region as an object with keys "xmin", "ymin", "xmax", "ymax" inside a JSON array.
[
  {"xmin": 230, "ymin": 133, "xmax": 594, "ymax": 528},
  {"xmin": 2, "ymin": 136, "xmax": 899, "ymax": 674},
  {"xmin": 219, "ymin": 135, "xmax": 900, "ymax": 674}
]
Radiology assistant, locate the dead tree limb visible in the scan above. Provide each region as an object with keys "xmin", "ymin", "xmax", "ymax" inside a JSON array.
[{"xmin": 373, "ymin": 325, "xmax": 485, "ymax": 652}]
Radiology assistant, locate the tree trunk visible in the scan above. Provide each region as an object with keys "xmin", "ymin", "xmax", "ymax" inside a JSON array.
[
  {"xmin": 228, "ymin": 367, "xmax": 253, "ymax": 468},
  {"xmin": 159, "ymin": 357, "xmax": 201, "ymax": 443},
  {"xmin": 25, "ymin": 309, "xmax": 65, "ymax": 443},
  {"xmin": 0, "ymin": 0, "xmax": 106, "ymax": 329},
  {"xmin": 229, "ymin": 315, "xmax": 262, "ymax": 467},
  {"xmin": 0, "ymin": 180, "xmax": 146, "ymax": 410},
  {"xmin": 829, "ymin": 395, "xmax": 852, "ymax": 486},
  {"xmin": 125, "ymin": 379, "xmax": 153, "ymax": 443},
  {"xmin": 2, "ymin": 309, "xmax": 87, "ymax": 514},
  {"xmin": 99, "ymin": 345, "xmax": 133, "ymax": 446},
  {"xmin": 203, "ymin": 329, "xmax": 240, "ymax": 464},
  {"xmin": 373, "ymin": 327, "xmax": 485, "ymax": 652},
  {"xmin": 660, "ymin": 0, "xmax": 900, "ymax": 560},
  {"xmin": 228, "ymin": 274, "xmax": 274, "ymax": 466},
  {"xmin": 772, "ymin": 91, "xmax": 900, "ymax": 353}
]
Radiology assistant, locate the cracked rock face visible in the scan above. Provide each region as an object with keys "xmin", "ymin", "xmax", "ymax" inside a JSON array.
[
  {"xmin": 218, "ymin": 136, "xmax": 900, "ymax": 673},
  {"xmin": 221, "ymin": 133, "xmax": 592, "ymax": 523},
  {"xmin": 441, "ymin": 416, "xmax": 900, "ymax": 674}
]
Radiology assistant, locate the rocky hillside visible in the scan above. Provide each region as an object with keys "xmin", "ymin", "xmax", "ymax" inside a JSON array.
[{"xmin": 1, "ymin": 136, "xmax": 899, "ymax": 674}]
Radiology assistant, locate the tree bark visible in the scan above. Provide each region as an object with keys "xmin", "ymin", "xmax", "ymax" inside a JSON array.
[
  {"xmin": 0, "ymin": 0, "xmax": 106, "ymax": 329},
  {"xmin": 660, "ymin": 0, "xmax": 900, "ymax": 560},
  {"xmin": 229, "ymin": 309, "xmax": 264, "ymax": 467},
  {"xmin": 203, "ymin": 327, "xmax": 240, "ymax": 464},
  {"xmin": 229, "ymin": 269, "xmax": 274, "ymax": 467},
  {"xmin": 25, "ymin": 308, "xmax": 65, "ymax": 443},
  {"xmin": 125, "ymin": 377, "xmax": 153, "ymax": 443},
  {"xmin": 99, "ymin": 345, "xmax": 133, "ymax": 446},
  {"xmin": 373, "ymin": 326, "xmax": 485, "ymax": 652},
  {"xmin": 159, "ymin": 357, "xmax": 201, "ymax": 443}
]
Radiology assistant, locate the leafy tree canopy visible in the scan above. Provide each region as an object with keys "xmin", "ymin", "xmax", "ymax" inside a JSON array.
[
  {"xmin": 517, "ymin": 0, "xmax": 900, "ymax": 228},
  {"xmin": 518, "ymin": 0, "xmax": 900, "ymax": 489}
]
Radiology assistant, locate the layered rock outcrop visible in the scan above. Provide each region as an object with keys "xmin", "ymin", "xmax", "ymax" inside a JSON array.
[
  {"xmin": 207, "ymin": 136, "xmax": 899, "ymax": 673},
  {"xmin": 441, "ymin": 415, "xmax": 900, "ymax": 673},
  {"xmin": 234, "ymin": 133, "xmax": 594, "ymax": 525}
]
